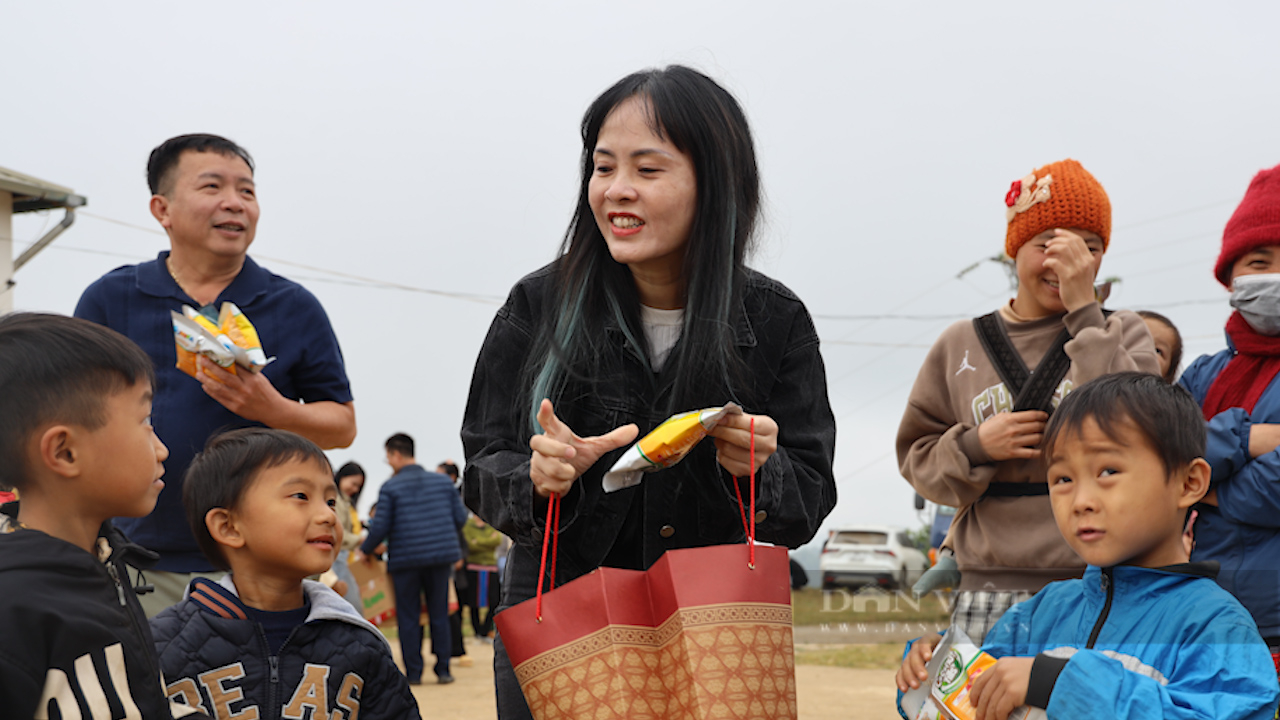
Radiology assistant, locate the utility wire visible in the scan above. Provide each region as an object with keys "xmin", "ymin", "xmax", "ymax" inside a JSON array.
[
  {"xmin": 1111, "ymin": 199, "xmax": 1236, "ymax": 232},
  {"xmin": 39, "ymin": 211, "xmax": 507, "ymax": 305},
  {"xmin": 816, "ymin": 313, "xmax": 974, "ymax": 322},
  {"xmin": 20, "ymin": 209, "xmax": 1226, "ymax": 357},
  {"xmin": 824, "ymin": 340, "xmax": 932, "ymax": 348}
]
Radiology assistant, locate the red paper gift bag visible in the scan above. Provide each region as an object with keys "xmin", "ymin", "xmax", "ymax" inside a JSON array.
[
  {"xmin": 496, "ymin": 542, "xmax": 797, "ymax": 719},
  {"xmin": 498, "ymin": 421, "xmax": 795, "ymax": 720}
]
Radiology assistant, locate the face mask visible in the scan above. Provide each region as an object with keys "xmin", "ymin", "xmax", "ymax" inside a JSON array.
[{"xmin": 1230, "ymin": 273, "xmax": 1280, "ymax": 336}]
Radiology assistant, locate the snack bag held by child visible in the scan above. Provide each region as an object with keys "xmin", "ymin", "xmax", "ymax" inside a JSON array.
[
  {"xmin": 603, "ymin": 403, "xmax": 742, "ymax": 491},
  {"xmin": 170, "ymin": 301, "xmax": 272, "ymax": 378},
  {"xmin": 900, "ymin": 628, "xmax": 1043, "ymax": 720}
]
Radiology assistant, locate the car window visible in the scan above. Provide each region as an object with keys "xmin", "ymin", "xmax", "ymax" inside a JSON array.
[
  {"xmin": 832, "ymin": 531, "xmax": 888, "ymax": 545},
  {"xmin": 897, "ymin": 532, "xmax": 911, "ymax": 547}
]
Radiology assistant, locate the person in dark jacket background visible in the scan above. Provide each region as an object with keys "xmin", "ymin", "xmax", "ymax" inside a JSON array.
[{"xmin": 359, "ymin": 433, "xmax": 468, "ymax": 684}]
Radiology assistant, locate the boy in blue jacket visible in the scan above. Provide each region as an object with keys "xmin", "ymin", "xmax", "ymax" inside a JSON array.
[
  {"xmin": 1179, "ymin": 164, "xmax": 1280, "ymax": 674},
  {"xmin": 899, "ymin": 372, "xmax": 1278, "ymax": 719},
  {"xmin": 150, "ymin": 428, "xmax": 420, "ymax": 718}
]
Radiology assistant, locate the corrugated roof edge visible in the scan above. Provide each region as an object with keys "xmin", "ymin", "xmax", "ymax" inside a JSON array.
[{"xmin": 0, "ymin": 166, "xmax": 87, "ymax": 212}]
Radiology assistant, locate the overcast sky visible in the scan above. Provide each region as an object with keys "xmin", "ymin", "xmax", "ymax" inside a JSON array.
[{"xmin": 5, "ymin": 2, "xmax": 1280, "ymax": 544}]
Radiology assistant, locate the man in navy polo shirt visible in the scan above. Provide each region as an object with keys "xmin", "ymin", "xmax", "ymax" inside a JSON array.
[{"xmin": 75, "ymin": 134, "xmax": 356, "ymax": 616}]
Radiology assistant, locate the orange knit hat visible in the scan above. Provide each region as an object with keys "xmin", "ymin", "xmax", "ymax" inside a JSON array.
[{"xmin": 1004, "ymin": 159, "xmax": 1111, "ymax": 259}]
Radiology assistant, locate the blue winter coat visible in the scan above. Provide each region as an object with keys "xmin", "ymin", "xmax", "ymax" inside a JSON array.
[
  {"xmin": 150, "ymin": 576, "xmax": 419, "ymax": 720},
  {"xmin": 360, "ymin": 464, "xmax": 468, "ymax": 571},
  {"xmin": 1180, "ymin": 343, "xmax": 1280, "ymax": 638},
  {"xmin": 982, "ymin": 564, "xmax": 1277, "ymax": 719}
]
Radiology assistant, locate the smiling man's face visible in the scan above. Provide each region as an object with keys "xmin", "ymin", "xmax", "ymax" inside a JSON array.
[{"xmin": 153, "ymin": 150, "xmax": 259, "ymax": 262}]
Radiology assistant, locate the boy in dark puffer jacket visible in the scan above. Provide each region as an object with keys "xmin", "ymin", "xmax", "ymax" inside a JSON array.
[{"xmin": 150, "ymin": 428, "xmax": 420, "ymax": 719}]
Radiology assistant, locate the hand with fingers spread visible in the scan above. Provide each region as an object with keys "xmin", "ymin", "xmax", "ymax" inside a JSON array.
[
  {"xmin": 895, "ymin": 632, "xmax": 942, "ymax": 692},
  {"xmin": 977, "ymin": 410, "xmax": 1047, "ymax": 461},
  {"xmin": 967, "ymin": 656, "xmax": 1033, "ymax": 720},
  {"xmin": 708, "ymin": 412, "xmax": 778, "ymax": 477},
  {"xmin": 529, "ymin": 399, "xmax": 639, "ymax": 498},
  {"xmin": 1042, "ymin": 228, "xmax": 1100, "ymax": 313}
]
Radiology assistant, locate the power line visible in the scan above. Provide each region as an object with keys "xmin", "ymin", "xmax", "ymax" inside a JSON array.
[
  {"xmin": 816, "ymin": 313, "xmax": 971, "ymax": 322},
  {"xmin": 31, "ymin": 211, "xmax": 506, "ymax": 306},
  {"xmin": 24, "ymin": 209, "xmax": 1228, "ymax": 330},
  {"xmin": 1112, "ymin": 199, "xmax": 1236, "ymax": 232},
  {"xmin": 815, "ymin": 295, "xmax": 1224, "ymax": 321},
  {"xmin": 835, "ymin": 449, "xmax": 897, "ymax": 484},
  {"xmin": 824, "ymin": 340, "xmax": 932, "ymax": 348}
]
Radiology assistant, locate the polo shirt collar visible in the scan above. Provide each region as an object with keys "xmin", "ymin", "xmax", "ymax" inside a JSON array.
[{"xmin": 136, "ymin": 251, "xmax": 271, "ymax": 306}]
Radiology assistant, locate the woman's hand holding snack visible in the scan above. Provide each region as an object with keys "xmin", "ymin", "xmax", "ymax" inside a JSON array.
[
  {"xmin": 709, "ymin": 412, "xmax": 778, "ymax": 476},
  {"xmin": 895, "ymin": 632, "xmax": 942, "ymax": 692},
  {"xmin": 529, "ymin": 399, "xmax": 638, "ymax": 498},
  {"xmin": 968, "ymin": 656, "xmax": 1033, "ymax": 720},
  {"xmin": 1043, "ymin": 228, "xmax": 1099, "ymax": 313},
  {"xmin": 977, "ymin": 410, "xmax": 1047, "ymax": 461}
]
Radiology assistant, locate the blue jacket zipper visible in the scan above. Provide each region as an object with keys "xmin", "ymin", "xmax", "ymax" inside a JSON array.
[{"xmin": 1086, "ymin": 567, "xmax": 1115, "ymax": 649}]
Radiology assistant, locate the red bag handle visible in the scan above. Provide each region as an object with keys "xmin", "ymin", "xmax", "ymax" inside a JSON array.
[
  {"xmin": 535, "ymin": 417, "xmax": 756, "ymax": 622},
  {"xmin": 535, "ymin": 491, "xmax": 560, "ymax": 622},
  {"xmin": 731, "ymin": 417, "xmax": 757, "ymax": 569}
]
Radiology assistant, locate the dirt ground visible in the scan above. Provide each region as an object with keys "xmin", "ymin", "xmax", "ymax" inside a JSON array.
[{"xmin": 393, "ymin": 638, "xmax": 902, "ymax": 720}]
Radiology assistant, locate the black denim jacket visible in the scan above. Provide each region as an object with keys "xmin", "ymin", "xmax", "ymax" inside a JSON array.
[{"xmin": 461, "ymin": 263, "xmax": 836, "ymax": 603}]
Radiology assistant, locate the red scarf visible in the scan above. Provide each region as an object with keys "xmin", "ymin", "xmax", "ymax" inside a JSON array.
[{"xmin": 1202, "ymin": 312, "xmax": 1280, "ymax": 420}]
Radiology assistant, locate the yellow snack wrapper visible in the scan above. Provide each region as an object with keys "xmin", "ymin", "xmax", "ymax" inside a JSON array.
[
  {"xmin": 602, "ymin": 403, "xmax": 742, "ymax": 492},
  {"xmin": 172, "ymin": 312, "xmax": 235, "ymax": 377},
  {"xmin": 218, "ymin": 303, "xmax": 270, "ymax": 369},
  {"xmin": 899, "ymin": 627, "xmax": 1043, "ymax": 720},
  {"xmin": 170, "ymin": 302, "xmax": 274, "ymax": 380}
]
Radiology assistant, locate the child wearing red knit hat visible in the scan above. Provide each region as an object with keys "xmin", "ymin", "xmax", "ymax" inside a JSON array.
[
  {"xmin": 1179, "ymin": 163, "xmax": 1280, "ymax": 683},
  {"xmin": 896, "ymin": 158, "xmax": 1160, "ymax": 644}
]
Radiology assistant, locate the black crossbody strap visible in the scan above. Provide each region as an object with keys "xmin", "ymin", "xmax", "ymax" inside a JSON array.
[
  {"xmin": 1014, "ymin": 328, "xmax": 1074, "ymax": 413},
  {"xmin": 973, "ymin": 312, "xmax": 1030, "ymax": 398},
  {"xmin": 973, "ymin": 312, "xmax": 1077, "ymax": 415},
  {"xmin": 983, "ymin": 483, "xmax": 1051, "ymax": 497}
]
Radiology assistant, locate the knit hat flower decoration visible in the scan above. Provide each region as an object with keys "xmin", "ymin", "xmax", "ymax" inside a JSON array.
[
  {"xmin": 1005, "ymin": 173, "xmax": 1053, "ymax": 222},
  {"xmin": 1004, "ymin": 159, "xmax": 1111, "ymax": 259}
]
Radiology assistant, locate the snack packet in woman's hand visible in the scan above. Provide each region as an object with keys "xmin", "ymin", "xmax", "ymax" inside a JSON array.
[{"xmin": 602, "ymin": 403, "xmax": 742, "ymax": 492}]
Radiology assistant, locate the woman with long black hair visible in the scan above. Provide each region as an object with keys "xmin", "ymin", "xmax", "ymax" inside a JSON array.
[{"xmin": 461, "ymin": 65, "xmax": 837, "ymax": 717}]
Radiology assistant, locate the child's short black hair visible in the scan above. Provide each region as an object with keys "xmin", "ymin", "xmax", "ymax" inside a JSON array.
[
  {"xmin": 1043, "ymin": 371, "xmax": 1205, "ymax": 476},
  {"xmin": 184, "ymin": 427, "xmax": 332, "ymax": 571},
  {"xmin": 0, "ymin": 313, "xmax": 155, "ymax": 491}
]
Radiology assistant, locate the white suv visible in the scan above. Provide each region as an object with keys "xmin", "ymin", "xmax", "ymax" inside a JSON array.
[{"xmin": 819, "ymin": 525, "xmax": 929, "ymax": 590}]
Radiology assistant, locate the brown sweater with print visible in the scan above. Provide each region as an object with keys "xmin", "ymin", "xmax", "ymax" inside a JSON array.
[{"xmin": 897, "ymin": 302, "xmax": 1160, "ymax": 593}]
